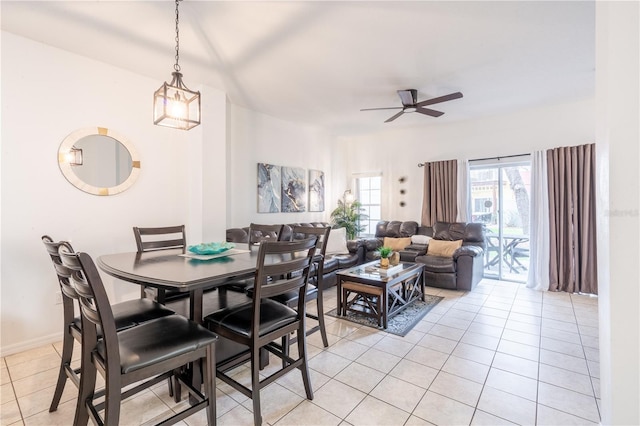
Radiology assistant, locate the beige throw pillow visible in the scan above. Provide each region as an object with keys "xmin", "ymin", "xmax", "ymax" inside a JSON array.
[
  {"xmin": 427, "ymin": 239, "xmax": 463, "ymax": 257},
  {"xmin": 383, "ymin": 237, "xmax": 412, "ymax": 251}
]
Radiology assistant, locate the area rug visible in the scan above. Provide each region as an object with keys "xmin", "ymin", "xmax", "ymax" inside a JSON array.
[{"xmin": 326, "ymin": 294, "xmax": 443, "ymax": 336}]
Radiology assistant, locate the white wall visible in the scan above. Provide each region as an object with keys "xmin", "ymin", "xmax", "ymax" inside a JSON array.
[
  {"xmin": 0, "ymin": 32, "xmax": 226, "ymax": 354},
  {"xmin": 595, "ymin": 2, "xmax": 639, "ymax": 424},
  {"xmin": 226, "ymin": 104, "xmax": 338, "ymax": 228},
  {"xmin": 341, "ymin": 98, "xmax": 595, "ymax": 223}
]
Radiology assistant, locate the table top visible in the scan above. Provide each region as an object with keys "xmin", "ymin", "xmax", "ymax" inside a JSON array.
[
  {"xmin": 97, "ymin": 244, "xmax": 260, "ymax": 292},
  {"xmin": 337, "ymin": 260, "xmax": 424, "ymax": 285}
]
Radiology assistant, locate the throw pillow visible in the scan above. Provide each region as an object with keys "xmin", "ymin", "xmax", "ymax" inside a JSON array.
[
  {"xmin": 411, "ymin": 234, "xmax": 432, "ymax": 245},
  {"xmin": 427, "ymin": 239, "xmax": 463, "ymax": 257},
  {"xmin": 383, "ymin": 237, "xmax": 412, "ymax": 251},
  {"xmin": 325, "ymin": 227, "xmax": 349, "ymax": 254}
]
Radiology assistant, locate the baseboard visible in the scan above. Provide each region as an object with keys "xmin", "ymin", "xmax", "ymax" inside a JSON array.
[{"xmin": 0, "ymin": 331, "xmax": 63, "ymax": 357}]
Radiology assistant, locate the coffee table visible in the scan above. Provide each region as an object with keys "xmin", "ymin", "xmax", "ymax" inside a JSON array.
[{"xmin": 336, "ymin": 261, "xmax": 425, "ymax": 329}]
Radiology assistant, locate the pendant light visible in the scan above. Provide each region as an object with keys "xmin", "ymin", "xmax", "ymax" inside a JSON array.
[{"xmin": 153, "ymin": 0, "xmax": 201, "ymax": 130}]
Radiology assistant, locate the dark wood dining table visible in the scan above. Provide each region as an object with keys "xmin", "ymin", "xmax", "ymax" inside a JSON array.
[{"xmin": 97, "ymin": 244, "xmax": 259, "ymax": 324}]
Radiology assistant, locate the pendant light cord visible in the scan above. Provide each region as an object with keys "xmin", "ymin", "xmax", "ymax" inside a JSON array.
[{"xmin": 174, "ymin": 0, "xmax": 181, "ymax": 72}]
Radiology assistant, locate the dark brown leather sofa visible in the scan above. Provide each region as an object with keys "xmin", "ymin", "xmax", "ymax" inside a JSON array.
[
  {"xmin": 414, "ymin": 222, "xmax": 486, "ymax": 291},
  {"xmin": 358, "ymin": 220, "xmax": 426, "ymax": 261},
  {"xmin": 225, "ymin": 222, "xmax": 363, "ymax": 288}
]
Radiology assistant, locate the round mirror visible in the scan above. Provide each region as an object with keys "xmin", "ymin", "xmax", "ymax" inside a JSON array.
[{"xmin": 58, "ymin": 127, "xmax": 140, "ymax": 196}]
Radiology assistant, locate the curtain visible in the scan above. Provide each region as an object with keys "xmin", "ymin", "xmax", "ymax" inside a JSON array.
[
  {"xmin": 421, "ymin": 160, "xmax": 457, "ymax": 226},
  {"xmin": 547, "ymin": 144, "xmax": 598, "ymax": 294},
  {"xmin": 456, "ymin": 159, "xmax": 469, "ymax": 222},
  {"xmin": 527, "ymin": 150, "xmax": 550, "ymax": 291}
]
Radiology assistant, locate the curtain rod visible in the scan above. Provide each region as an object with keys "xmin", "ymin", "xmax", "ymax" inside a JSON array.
[{"xmin": 418, "ymin": 153, "xmax": 529, "ymax": 167}]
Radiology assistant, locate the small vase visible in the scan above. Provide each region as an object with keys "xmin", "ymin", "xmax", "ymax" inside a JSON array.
[{"xmin": 380, "ymin": 257, "xmax": 389, "ymax": 268}]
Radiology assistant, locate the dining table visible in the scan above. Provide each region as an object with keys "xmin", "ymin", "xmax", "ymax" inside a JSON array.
[{"xmin": 97, "ymin": 243, "xmax": 262, "ymax": 402}]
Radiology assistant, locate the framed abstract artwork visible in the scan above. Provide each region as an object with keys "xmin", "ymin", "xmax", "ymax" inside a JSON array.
[
  {"xmin": 281, "ymin": 166, "xmax": 306, "ymax": 212},
  {"xmin": 308, "ymin": 169, "xmax": 325, "ymax": 212},
  {"xmin": 257, "ymin": 163, "xmax": 281, "ymax": 213}
]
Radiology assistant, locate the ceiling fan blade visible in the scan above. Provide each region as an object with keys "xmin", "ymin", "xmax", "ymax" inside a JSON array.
[
  {"xmin": 360, "ymin": 106, "xmax": 403, "ymax": 111},
  {"xmin": 385, "ymin": 111, "xmax": 405, "ymax": 123},
  {"xmin": 416, "ymin": 107, "xmax": 444, "ymax": 117},
  {"xmin": 416, "ymin": 92, "xmax": 463, "ymax": 107},
  {"xmin": 397, "ymin": 89, "xmax": 418, "ymax": 106}
]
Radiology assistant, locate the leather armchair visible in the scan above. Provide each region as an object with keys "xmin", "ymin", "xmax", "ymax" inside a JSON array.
[{"xmin": 415, "ymin": 222, "xmax": 486, "ymax": 291}]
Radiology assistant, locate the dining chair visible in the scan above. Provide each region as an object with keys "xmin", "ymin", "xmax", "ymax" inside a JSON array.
[
  {"xmin": 269, "ymin": 225, "xmax": 331, "ymax": 348},
  {"xmin": 222, "ymin": 223, "xmax": 284, "ymax": 293},
  {"xmin": 59, "ymin": 246, "xmax": 218, "ymax": 426},
  {"xmin": 133, "ymin": 225, "xmax": 188, "ymax": 303},
  {"xmin": 42, "ymin": 236, "xmax": 175, "ymax": 413},
  {"xmin": 205, "ymin": 237, "xmax": 317, "ymax": 426}
]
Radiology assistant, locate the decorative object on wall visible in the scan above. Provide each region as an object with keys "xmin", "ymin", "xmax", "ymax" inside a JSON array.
[
  {"xmin": 153, "ymin": 0, "xmax": 201, "ymax": 130},
  {"xmin": 58, "ymin": 127, "xmax": 140, "ymax": 196},
  {"xmin": 257, "ymin": 163, "xmax": 281, "ymax": 213},
  {"xmin": 308, "ymin": 169, "xmax": 325, "ymax": 212},
  {"xmin": 281, "ymin": 167, "xmax": 306, "ymax": 212},
  {"xmin": 399, "ymin": 176, "xmax": 407, "ymax": 207}
]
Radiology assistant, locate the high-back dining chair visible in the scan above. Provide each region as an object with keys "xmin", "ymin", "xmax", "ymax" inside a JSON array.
[
  {"xmin": 133, "ymin": 225, "xmax": 188, "ymax": 303},
  {"xmin": 273, "ymin": 225, "xmax": 331, "ymax": 348},
  {"xmin": 42, "ymin": 236, "xmax": 175, "ymax": 413},
  {"xmin": 59, "ymin": 246, "xmax": 218, "ymax": 426},
  {"xmin": 205, "ymin": 237, "xmax": 317, "ymax": 425},
  {"xmin": 223, "ymin": 223, "xmax": 285, "ymax": 293}
]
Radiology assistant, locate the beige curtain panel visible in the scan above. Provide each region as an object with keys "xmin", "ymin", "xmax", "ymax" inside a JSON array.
[
  {"xmin": 547, "ymin": 143, "xmax": 598, "ymax": 294},
  {"xmin": 421, "ymin": 160, "xmax": 458, "ymax": 226}
]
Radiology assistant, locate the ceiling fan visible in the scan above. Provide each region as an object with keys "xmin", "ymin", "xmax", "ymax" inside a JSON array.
[{"xmin": 361, "ymin": 89, "xmax": 463, "ymax": 123}]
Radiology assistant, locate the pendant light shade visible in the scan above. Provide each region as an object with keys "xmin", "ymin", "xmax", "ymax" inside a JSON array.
[{"xmin": 153, "ymin": 0, "xmax": 201, "ymax": 130}]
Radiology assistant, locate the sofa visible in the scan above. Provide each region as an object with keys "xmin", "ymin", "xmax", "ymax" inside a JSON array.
[
  {"xmin": 226, "ymin": 222, "xmax": 363, "ymax": 289},
  {"xmin": 358, "ymin": 220, "xmax": 431, "ymax": 262},
  {"xmin": 414, "ymin": 221, "xmax": 486, "ymax": 291}
]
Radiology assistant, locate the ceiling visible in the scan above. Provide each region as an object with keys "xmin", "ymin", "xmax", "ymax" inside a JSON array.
[{"xmin": 1, "ymin": 1, "xmax": 595, "ymax": 135}]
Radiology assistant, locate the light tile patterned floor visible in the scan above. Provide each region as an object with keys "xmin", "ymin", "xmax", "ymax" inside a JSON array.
[{"xmin": 0, "ymin": 279, "xmax": 601, "ymax": 425}]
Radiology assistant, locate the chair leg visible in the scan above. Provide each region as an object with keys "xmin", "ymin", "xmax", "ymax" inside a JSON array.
[
  {"xmin": 203, "ymin": 344, "xmax": 216, "ymax": 426},
  {"xmin": 315, "ymin": 294, "xmax": 329, "ymax": 348},
  {"xmin": 49, "ymin": 329, "xmax": 74, "ymax": 412},
  {"xmin": 103, "ymin": 365, "xmax": 122, "ymax": 426},
  {"xmin": 251, "ymin": 345, "xmax": 262, "ymax": 426},
  {"xmin": 282, "ymin": 335, "xmax": 289, "ymax": 370},
  {"xmin": 297, "ymin": 323, "xmax": 313, "ymax": 400},
  {"xmin": 73, "ymin": 344, "xmax": 96, "ymax": 426}
]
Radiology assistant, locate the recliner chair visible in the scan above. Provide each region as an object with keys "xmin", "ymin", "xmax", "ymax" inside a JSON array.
[{"xmin": 415, "ymin": 222, "xmax": 486, "ymax": 291}]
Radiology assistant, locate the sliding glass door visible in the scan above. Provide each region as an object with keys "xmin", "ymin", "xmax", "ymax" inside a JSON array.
[{"xmin": 469, "ymin": 159, "xmax": 531, "ymax": 282}]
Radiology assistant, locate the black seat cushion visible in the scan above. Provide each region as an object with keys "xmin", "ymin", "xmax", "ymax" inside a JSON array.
[
  {"xmin": 205, "ymin": 299, "xmax": 297, "ymax": 338},
  {"xmin": 96, "ymin": 315, "xmax": 218, "ymax": 374},
  {"xmin": 418, "ymin": 256, "xmax": 457, "ymax": 274},
  {"xmin": 72, "ymin": 299, "xmax": 174, "ymax": 335},
  {"xmin": 270, "ymin": 285, "xmax": 317, "ymax": 305}
]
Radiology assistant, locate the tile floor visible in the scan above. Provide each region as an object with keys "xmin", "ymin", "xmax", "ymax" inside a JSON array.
[{"xmin": 0, "ymin": 279, "xmax": 601, "ymax": 425}]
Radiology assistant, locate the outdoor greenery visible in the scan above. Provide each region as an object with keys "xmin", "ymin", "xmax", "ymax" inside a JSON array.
[{"xmin": 330, "ymin": 199, "xmax": 368, "ymax": 240}]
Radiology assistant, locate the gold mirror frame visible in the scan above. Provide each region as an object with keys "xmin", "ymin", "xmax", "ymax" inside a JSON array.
[{"xmin": 58, "ymin": 127, "xmax": 141, "ymax": 196}]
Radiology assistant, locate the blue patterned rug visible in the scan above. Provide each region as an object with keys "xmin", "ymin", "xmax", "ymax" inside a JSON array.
[{"xmin": 327, "ymin": 294, "xmax": 443, "ymax": 336}]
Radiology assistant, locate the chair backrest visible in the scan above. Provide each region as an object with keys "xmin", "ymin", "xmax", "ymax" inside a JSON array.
[
  {"xmin": 290, "ymin": 225, "xmax": 331, "ymax": 259},
  {"xmin": 133, "ymin": 225, "xmax": 186, "ymax": 252},
  {"xmin": 248, "ymin": 223, "xmax": 284, "ymax": 245},
  {"xmin": 251, "ymin": 238, "xmax": 317, "ymax": 325},
  {"xmin": 42, "ymin": 235, "xmax": 78, "ymax": 301},
  {"xmin": 59, "ymin": 246, "xmax": 119, "ymax": 364}
]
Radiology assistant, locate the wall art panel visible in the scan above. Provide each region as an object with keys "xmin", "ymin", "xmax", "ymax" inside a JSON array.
[
  {"xmin": 257, "ymin": 163, "xmax": 281, "ymax": 213},
  {"xmin": 281, "ymin": 166, "xmax": 306, "ymax": 212},
  {"xmin": 308, "ymin": 169, "xmax": 325, "ymax": 212}
]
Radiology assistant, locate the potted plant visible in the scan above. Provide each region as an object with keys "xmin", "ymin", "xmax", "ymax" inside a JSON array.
[
  {"xmin": 330, "ymin": 199, "xmax": 368, "ymax": 240},
  {"xmin": 377, "ymin": 246, "xmax": 393, "ymax": 268}
]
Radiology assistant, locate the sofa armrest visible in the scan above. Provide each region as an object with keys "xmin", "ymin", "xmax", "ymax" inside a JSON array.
[
  {"xmin": 362, "ymin": 237, "xmax": 383, "ymax": 252},
  {"xmin": 453, "ymin": 245, "xmax": 484, "ymax": 259}
]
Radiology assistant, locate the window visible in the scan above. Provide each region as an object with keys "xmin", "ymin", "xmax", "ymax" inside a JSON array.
[{"xmin": 355, "ymin": 175, "xmax": 381, "ymax": 237}]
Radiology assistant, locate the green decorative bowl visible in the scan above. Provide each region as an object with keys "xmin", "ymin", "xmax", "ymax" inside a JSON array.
[{"xmin": 187, "ymin": 242, "xmax": 235, "ymax": 255}]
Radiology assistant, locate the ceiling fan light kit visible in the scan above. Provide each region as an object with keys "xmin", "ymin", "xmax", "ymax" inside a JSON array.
[{"xmin": 361, "ymin": 89, "xmax": 463, "ymax": 123}]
